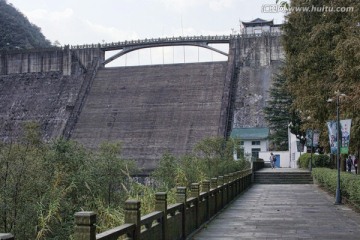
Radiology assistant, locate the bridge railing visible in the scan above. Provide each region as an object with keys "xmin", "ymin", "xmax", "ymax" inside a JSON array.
[
  {"xmin": 72, "ymin": 168, "xmax": 252, "ymax": 240},
  {"xmin": 68, "ymin": 32, "xmax": 282, "ymax": 50}
]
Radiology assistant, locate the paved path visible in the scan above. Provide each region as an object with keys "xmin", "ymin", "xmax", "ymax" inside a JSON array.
[{"xmin": 191, "ymin": 184, "xmax": 360, "ymax": 240}]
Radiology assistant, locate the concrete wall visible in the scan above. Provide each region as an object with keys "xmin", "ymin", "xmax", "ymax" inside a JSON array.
[
  {"xmin": 233, "ymin": 34, "xmax": 284, "ymax": 128},
  {"xmin": 0, "ymin": 47, "xmax": 105, "ymax": 75},
  {"xmin": 259, "ymin": 151, "xmax": 290, "ymax": 168},
  {"xmin": 71, "ymin": 62, "xmax": 229, "ymax": 172},
  {"xmin": 0, "ymin": 71, "xmax": 86, "ymax": 141},
  {"xmin": 289, "ymin": 131, "xmax": 307, "ymax": 168}
]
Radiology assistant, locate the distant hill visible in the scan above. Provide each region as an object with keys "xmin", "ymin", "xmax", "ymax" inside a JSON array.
[{"xmin": 0, "ymin": 0, "xmax": 52, "ymax": 50}]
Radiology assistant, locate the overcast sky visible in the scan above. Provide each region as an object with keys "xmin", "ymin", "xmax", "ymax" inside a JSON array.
[{"xmin": 7, "ymin": 0, "xmax": 285, "ymax": 66}]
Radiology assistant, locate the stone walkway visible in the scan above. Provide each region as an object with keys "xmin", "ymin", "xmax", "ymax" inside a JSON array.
[{"xmin": 191, "ymin": 184, "xmax": 360, "ymax": 240}]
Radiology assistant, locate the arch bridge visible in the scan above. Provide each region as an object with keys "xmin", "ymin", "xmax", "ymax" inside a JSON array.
[{"xmin": 98, "ymin": 35, "xmax": 233, "ymax": 65}]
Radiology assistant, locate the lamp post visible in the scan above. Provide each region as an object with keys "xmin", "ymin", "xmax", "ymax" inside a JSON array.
[
  {"xmin": 327, "ymin": 90, "xmax": 346, "ymax": 205},
  {"xmin": 310, "ymin": 129, "xmax": 313, "ymax": 172}
]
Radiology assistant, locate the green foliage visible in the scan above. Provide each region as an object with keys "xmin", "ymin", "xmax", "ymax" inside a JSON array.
[
  {"xmin": 297, "ymin": 153, "xmax": 332, "ymax": 169},
  {"xmin": 193, "ymin": 137, "xmax": 245, "ymax": 178},
  {"xmin": 0, "ymin": 122, "xmax": 46, "ymax": 239},
  {"xmin": 151, "ymin": 153, "xmax": 179, "ymax": 190},
  {"xmin": 264, "ymin": 71, "xmax": 292, "ymax": 150},
  {"xmin": 282, "ymin": 0, "xmax": 360, "ymax": 152},
  {"xmin": 90, "ymin": 141, "xmax": 137, "ymax": 207},
  {"xmin": 312, "ymin": 168, "xmax": 360, "ymax": 207},
  {"xmin": 0, "ymin": 129, "xmax": 249, "ymax": 238},
  {"xmin": 177, "ymin": 154, "xmax": 207, "ymax": 187},
  {"xmin": 0, "ymin": 124, "xmax": 137, "ymax": 239},
  {"xmin": 0, "ymin": 1, "xmax": 51, "ymax": 50}
]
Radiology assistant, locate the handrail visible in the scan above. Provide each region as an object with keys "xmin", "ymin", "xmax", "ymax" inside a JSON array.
[
  {"xmin": 96, "ymin": 223, "xmax": 136, "ymax": 240},
  {"xmin": 71, "ymin": 168, "xmax": 258, "ymax": 240},
  {"xmin": 140, "ymin": 211, "xmax": 163, "ymax": 230}
]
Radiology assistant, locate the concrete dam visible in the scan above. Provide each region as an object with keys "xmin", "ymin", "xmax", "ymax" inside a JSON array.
[{"xmin": 0, "ymin": 21, "xmax": 283, "ymax": 173}]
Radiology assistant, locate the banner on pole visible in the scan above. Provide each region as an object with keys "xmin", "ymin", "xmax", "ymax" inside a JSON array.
[
  {"xmin": 296, "ymin": 140, "xmax": 304, "ymax": 152},
  {"xmin": 340, "ymin": 119, "xmax": 351, "ymax": 154},
  {"xmin": 306, "ymin": 129, "xmax": 319, "ymax": 148},
  {"xmin": 327, "ymin": 119, "xmax": 352, "ymax": 154},
  {"xmin": 327, "ymin": 121, "xmax": 338, "ymax": 154}
]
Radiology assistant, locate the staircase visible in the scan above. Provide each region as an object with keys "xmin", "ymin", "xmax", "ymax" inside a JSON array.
[{"xmin": 254, "ymin": 169, "xmax": 313, "ymax": 184}]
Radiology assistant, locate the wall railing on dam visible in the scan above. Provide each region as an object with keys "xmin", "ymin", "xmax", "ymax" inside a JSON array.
[
  {"xmin": 0, "ymin": 32, "xmax": 282, "ymax": 76},
  {"xmin": 70, "ymin": 32, "xmax": 282, "ymax": 51}
]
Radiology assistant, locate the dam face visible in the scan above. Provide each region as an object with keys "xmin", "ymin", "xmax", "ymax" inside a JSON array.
[
  {"xmin": 71, "ymin": 63, "xmax": 230, "ymax": 172},
  {"xmin": 0, "ymin": 30, "xmax": 283, "ymax": 173}
]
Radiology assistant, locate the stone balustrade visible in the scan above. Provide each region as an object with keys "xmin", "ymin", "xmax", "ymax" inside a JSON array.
[
  {"xmin": 1, "ymin": 165, "xmax": 267, "ymax": 239},
  {"xmin": 73, "ymin": 168, "xmax": 253, "ymax": 240}
]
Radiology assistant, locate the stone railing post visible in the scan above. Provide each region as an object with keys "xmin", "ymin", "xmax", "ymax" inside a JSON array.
[
  {"xmin": 210, "ymin": 178, "xmax": 218, "ymax": 189},
  {"xmin": 176, "ymin": 187, "xmax": 187, "ymax": 239},
  {"xmin": 201, "ymin": 180, "xmax": 210, "ymax": 221},
  {"xmin": 227, "ymin": 174, "xmax": 233, "ymax": 200},
  {"xmin": 223, "ymin": 175, "xmax": 229, "ymax": 204},
  {"xmin": 224, "ymin": 174, "xmax": 229, "ymax": 184},
  {"xmin": 240, "ymin": 171, "xmax": 244, "ymax": 192},
  {"xmin": 190, "ymin": 183, "xmax": 200, "ymax": 228},
  {"xmin": 155, "ymin": 192, "xmax": 167, "ymax": 240},
  {"xmin": 218, "ymin": 176, "xmax": 224, "ymax": 208},
  {"xmin": 124, "ymin": 200, "xmax": 141, "ymax": 239},
  {"xmin": 210, "ymin": 178, "xmax": 218, "ymax": 214},
  {"xmin": 190, "ymin": 183, "xmax": 200, "ymax": 198},
  {"xmin": 218, "ymin": 176, "xmax": 224, "ymax": 186},
  {"xmin": 201, "ymin": 180, "xmax": 210, "ymax": 193},
  {"xmin": 235, "ymin": 171, "xmax": 240, "ymax": 195},
  {"xmin": 176, "ymin": 187, "xmax": 187, "ymax": 203},
  {"xmin": 74, "ymin": 211, "xmax": 97, "ymax": 240}
]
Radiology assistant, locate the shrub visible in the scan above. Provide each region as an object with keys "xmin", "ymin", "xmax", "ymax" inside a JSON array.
[
  {"xmin": 298, "ymin": 153, "xmax": 331, "ymax": 169},
  {"xmin": 312, "ymin": 168, "xmax": 360, "ymax": 208}
]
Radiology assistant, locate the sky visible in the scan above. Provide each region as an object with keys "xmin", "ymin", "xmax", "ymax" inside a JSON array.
[{"xmin": 7, "ymin": 0, "xmax": 285, "ymax": 66}]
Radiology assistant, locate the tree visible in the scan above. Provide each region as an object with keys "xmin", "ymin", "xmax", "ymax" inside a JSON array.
[
  {"xmin": 264, "ymin": 71, "xmax": 292, "ymax": 150},
  {"xmin": 91, "ymin": 141, "xmax": 137, "ymax": 207},
  {"xmin": 151, "ymin": 152, "xmax": 179, "ymax": 190},
  {"xmin": 0, "ymin": 1, "xmax": 51, "ymax": 50},
  {"xmin": 282, "ymin": 0, "xmax": 360, "ymax": 151},
  {"xmin": 193, "ymin": 137, "xmax": 245, "ymax": 178},
  {"xmin": 0, "ymin": 122, "xmax": 47, "ymax": 239}
]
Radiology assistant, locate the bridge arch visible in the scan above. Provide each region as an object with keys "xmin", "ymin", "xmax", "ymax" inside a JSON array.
[
  {"xmin": 103, "ymin": 42, "xmax": 228, "ymax": 65},
  {"xmin": 97, "ymin": 35, "xmax": 233, "ymax": 66}
]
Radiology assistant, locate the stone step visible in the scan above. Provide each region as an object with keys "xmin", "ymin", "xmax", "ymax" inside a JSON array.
[{"xmin": 254, "ymin": 172, "xmax": 313, "ymax": 184}]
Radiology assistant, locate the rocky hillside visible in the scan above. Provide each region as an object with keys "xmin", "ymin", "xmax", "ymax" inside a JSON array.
[{"xmin": 0, "ymin": 0, "xmax": 51, "ymax": 50}]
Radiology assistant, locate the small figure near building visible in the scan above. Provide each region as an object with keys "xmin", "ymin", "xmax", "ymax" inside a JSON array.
[
  {"xmin": 354, "ymin": 157, "xmax": 358, "ymax": 175},
  {"xmin": 346, "ymin": 156, "xmax": 353, "ymax": 173},
  {"xmin": 270, "ymin": 152, "xmax": 276, "ymax": 169}
]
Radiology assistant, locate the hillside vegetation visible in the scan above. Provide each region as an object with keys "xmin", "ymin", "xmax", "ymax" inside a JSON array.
[{"xmin": 0, "ymin": 0, "xmax": 51, "ymax": 50}]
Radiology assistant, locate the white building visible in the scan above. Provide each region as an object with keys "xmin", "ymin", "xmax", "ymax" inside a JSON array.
[
  {"xmin": 230, "ymin": 127, "xmax": 269, "ymax": 160},
  {"xmin": 231, "ymin": 127, "xmax": 305, "ymax": 168},
  {"xmin": 240, "ymin": 18, "xmax": 283, "ymax": 35}
]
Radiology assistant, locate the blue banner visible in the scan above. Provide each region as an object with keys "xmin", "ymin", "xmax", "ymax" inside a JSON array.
[
  {"xmin": 327, "ymin": 121, "xmax": 338, "ymax": 154},
  {"xmin": 327, "ymin": 119, "xmax": 352, "ymax": 154}
]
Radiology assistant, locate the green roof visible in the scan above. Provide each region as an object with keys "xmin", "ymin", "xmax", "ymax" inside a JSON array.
[{"xmin": 230, "ymin": 128, "xmax": 269, "ymax": 140}]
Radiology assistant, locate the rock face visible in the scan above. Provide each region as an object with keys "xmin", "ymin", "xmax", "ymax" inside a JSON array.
[
  {"xmin": 233, "ymin": 34, "xmax": 284, "ymax": 128},
  {"xmin": 70, "ymin": 62, "xmax": 229, "ymax": 172},
  {"xmin": 0, "ymin": 71, "xmax": 85, "ymax": 141}
]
